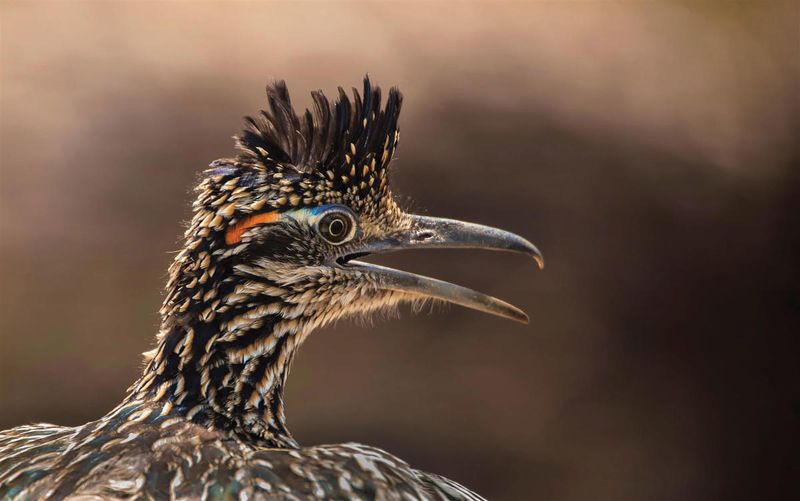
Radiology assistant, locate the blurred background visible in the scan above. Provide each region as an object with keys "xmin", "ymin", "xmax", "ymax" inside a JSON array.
[{"xmin": 1, "ymin": 2, "xmax": 797, "ymax": 500}]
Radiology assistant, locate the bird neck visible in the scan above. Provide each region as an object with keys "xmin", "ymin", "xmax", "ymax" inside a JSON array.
[{"xmin": 126, "ymin": 259, "xmax": 312, "ymax": 448}]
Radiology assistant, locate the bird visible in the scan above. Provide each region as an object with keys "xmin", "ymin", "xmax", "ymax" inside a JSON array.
[{"xmin": 0, "ymin": 77, "xmax": 543, "ymax": 500}]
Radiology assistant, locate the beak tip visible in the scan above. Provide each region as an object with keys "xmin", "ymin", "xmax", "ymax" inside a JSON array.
[
  {"xmin": 508, "ymin": 308, "xmax": 530, "ymax": 324},
  {"xmin": 534, "ymin": 255, "xmax": 545, "ymax": 270}
]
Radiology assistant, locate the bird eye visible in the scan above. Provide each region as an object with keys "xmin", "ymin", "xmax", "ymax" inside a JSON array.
[{"xmin": 317, "ymin": 210, "xmax": 355, "ymax": 244}]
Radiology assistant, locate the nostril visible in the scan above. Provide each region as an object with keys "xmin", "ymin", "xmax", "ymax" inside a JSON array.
[{"xmin": 416, "ymin": 231, "xmax": 435, "ymax": 241}]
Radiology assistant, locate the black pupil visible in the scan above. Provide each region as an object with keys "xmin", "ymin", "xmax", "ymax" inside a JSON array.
[{"xmin": 328, "ymin": 218, "xmax": 345, "ymax": 237}]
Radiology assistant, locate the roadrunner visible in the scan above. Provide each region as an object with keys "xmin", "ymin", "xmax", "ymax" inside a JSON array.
[{"xmin": 0, "ymin": 78, "xmax": 543, "ymax": 500}]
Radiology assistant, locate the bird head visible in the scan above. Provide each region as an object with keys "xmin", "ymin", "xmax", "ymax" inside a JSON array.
[
  {"xmin": 135, "ymin": 78, "xmax": 543, "ymax": 438},
  {"xmin": 161, "ymin": 77, "xmax": 543, "ymax": 339}
]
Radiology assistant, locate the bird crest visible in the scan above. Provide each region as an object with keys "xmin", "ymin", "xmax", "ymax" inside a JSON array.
[{"xmin": 201, "ymin": 77, "xmax": 403, "ymax": 228}]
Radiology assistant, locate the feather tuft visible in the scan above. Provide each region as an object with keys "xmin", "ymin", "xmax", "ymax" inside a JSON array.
[{"xmin": 235, "ymin": 76, "xmax": 403, "ymax": 179}]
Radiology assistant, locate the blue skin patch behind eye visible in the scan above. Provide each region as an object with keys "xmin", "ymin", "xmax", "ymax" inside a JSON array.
[
  {"xmin": 307, "ymin": 204, "xmax": 340, "ymax": 216},
  {"xmin": 288, "ymin": 204, "xmax": 342, "ymax": 220}
]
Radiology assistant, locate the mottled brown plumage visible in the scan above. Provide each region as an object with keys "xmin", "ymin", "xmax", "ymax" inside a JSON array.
[{"xmin": 0, "ymin": 77, "xmax": 542, "ymax": 500}]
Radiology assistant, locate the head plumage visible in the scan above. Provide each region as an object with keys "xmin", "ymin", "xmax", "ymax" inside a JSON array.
[
  {"xmin": 201, "ymin": 77, "xmax": 402, "ymax": 219},
  {"xmin": 159, "ymin": 77, "xmax": 406, "ymax": 345}
]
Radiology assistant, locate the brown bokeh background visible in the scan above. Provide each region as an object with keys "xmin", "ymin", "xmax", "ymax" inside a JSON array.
[{"xmin": 1, "ymin": 2, "xmax": 797, "ymax": 500}]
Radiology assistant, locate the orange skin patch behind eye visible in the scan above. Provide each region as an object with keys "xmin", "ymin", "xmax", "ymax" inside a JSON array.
[{"xmin": 225, "ymin": 211, "xmax": 280, "ymax": 245}]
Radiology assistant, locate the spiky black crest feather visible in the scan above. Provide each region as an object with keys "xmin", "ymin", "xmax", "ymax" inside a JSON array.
[{"xmin": 236, "ymin": 77, "xmax": 403, "ymax": 177}]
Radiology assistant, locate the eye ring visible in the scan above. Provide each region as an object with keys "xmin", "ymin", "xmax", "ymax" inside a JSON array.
[{"xmin": 316, "ymin": 209, "xmax": 356, "ymax": 245}]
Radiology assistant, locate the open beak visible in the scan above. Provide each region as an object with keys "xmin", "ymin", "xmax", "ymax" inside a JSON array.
[{"xmin": 341, "ymin": 215, "xmax": 543, "ymax": 323}]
